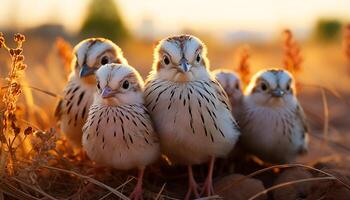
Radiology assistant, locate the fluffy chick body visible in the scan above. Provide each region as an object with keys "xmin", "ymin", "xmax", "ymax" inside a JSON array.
[
  {"xmin": 145, "ymin": 35, "xmax": 240, "ymax": 165},
  {"xmin": 145, "ymin": 79, "xmax": 238, "ymax": 165},
  {"xmin": 240, "ymin": 69, "xmax": 308, "ymax": 163},
  {"xmin": 213, "ymin": 69, "xmax": 243, "ymax": 119},
  {"xmin": 55, "ymin": 38, "xmax": 127, "ymax": 147},
  {"xmin": 82, "ymin": 63, "xmax": 160, "ymax": 169}
]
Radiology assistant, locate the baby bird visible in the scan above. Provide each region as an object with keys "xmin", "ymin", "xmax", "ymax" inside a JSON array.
[
  {"xmin": 144, "ymin": 35, "xmax": 240, "ymax": 199},
  {"xmin": 213, "ymin": 69, "xmax": 243, "ymax": 118},
  {"xmin": 239, "ymin": 69, "xmax": 308, "ymax": 164},
  {"xmin": 82, "ymin": 63, "xmax": 160, "ymax": 199},
  {"xmin": 55, "ymin": 38, "xmax": 127, "ymax": 149}
]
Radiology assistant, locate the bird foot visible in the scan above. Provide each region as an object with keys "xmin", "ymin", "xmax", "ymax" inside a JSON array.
[
  {"xmin": 129, "ymin": 185, "xmax": 143, "ymax": 200},
  {"xmin": 185, "ymin": 179, "xmax": 200, "ymax": 200},
  {"xmin": 200, "ymin": 176, "xmax": 215, "ymax": 197},
  {"xmin": 130, "ymin": 168, "xmax": 145, "ymax": 200}
]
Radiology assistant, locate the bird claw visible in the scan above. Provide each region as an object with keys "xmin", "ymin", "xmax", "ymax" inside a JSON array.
[
  {"xmin": 200, "ymin": 178, "xmax": 215, "ymax": 197},
  {"xmin": 185, "ymin": 180, "xmax": 200, "ymax": 200},
  {"xmin": 129, "ymin": 186, "xmax": 143, "ymax": 200}
]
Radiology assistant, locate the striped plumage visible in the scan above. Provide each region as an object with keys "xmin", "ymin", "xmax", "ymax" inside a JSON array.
[
  {"xmin": 82, "ymin": 63, "xmax": 159, "ymax": 199},
  {"xmin": 213, "ymin": 69, "xmax": 243, "ymax": 118},
  {"xmin": 145, "ymin": 79, "xmax": 238, "ymax": 163},
  {"xmin": 239, "ymin": 69, "xmax": 309, "ymax": 163},
  {"xmin": 144, "ymin": 35, "xmax": 240, "ymax": 198},
  {"xmin": 55, "ymin": 38, "xmax": 127, "ymax": 148}
]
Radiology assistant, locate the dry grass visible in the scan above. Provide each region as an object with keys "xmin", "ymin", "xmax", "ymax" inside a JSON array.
[
  {"xmin": 344, "ymin": 24, "xmax": 350, "ymax": 74},
  {"xmin": 0, "ymin": 32, "xmax": 349, "ymax": 200},
  {"xmin": 236, "ymin": 45, "xmax": 251, "ymax": 88},
  {"xmin": 55, "ymin": 37, "xmax": 73, "ymax": 78},
  {"xmin": 282, "ymin": 29, "xmax": 303, "ymax": 77},
  {"xmin": 0, "ymin": 32, "xmax": 29, "ymax": 176}
]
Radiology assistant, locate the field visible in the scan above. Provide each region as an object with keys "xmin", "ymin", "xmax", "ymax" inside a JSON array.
[{"xmin": 0, "ymin": 29, "xmax": 350, "ymax": 200}]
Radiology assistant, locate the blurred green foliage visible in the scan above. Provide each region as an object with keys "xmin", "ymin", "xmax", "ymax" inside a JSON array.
[
  {"xmin": 314, "ymin": 19, "xmax": 342, "ymax": 42},
  {"xmin": 80, "ymin": 0, "xmax": 129, "ymax": 42}
]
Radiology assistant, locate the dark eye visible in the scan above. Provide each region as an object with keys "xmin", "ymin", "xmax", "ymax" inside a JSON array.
[
  {"xmin": 97, "ymin": 81, "xmax": 101, "ymax": 90},
  {"xmin": 196, "ymin": 54, "xmax": 201, "ymax": 62},
  {"xmin": 163, "ymin": 56, "xmax": 170, "ymax": 65},
  {"xmin": 101, "ymin": 56, "xmax": 109, "ymax": 65},
  {"xmin": 122, "ymin": 80, "xmax": 129, "ymax": 89},
  {"xmin": 286, "ymin": 84, "xmax": 290, "ymax": 91},
  {"xmin": 261, "ymin": 83, "xmax": 267, "ymax": 91},
  {"xmin": 235, "ymin": 83, "xmax": 240, "ymax": 90}
]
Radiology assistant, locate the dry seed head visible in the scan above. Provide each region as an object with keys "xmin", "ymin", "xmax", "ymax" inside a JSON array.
[
  {"xmin": 236, "ymin": 45, "xmax": 251, "ymax": 88},
  {"xmin": 283, "ymin": 29, "xmax": 303, "ymax": 76},
  {"xmin": 344, "ymin": 24, "xmax": 350, "ymax": 62},
  {"xmin": 14, "ymin": 33, "xmax": 25, "ymax": 43},
  {"xmin": 55, "ymin": 37, "xmax": 73, "ymax": 76},
  {"xmin": 0, "ymin": 33, "xmax": 27, "ymax": 175},
  {"xmin": 0, "ymin": 34, "xmax": 4, "ymax": 48}
]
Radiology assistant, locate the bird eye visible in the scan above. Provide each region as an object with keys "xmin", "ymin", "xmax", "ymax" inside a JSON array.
[
  {"xmin": 286, "ymin": 84, "xmax": 290, "ymax": 91},
  {"xmin": 163, "ymin": 55, "xmax": 170, "ymax": 65},
  {"xmin": 235, "ymin": 83, "xmax": 240, "ymax": 90},
  {"xmin": 261, "ymin": 83, "xmax": 268, "ymax": 91},
  {"xmin": 97, "ymin": 81, "xmax": 101, "ymax": 90},
  {"xmin": 101, "ymin": 56, "xmax": 109, "ymax": 65},
  {"xmin": 196, "ymin": 54, "xmax": 201, "ymax": 62},
  {"xmin": 122, "ymin": 80, "xmax": 129, "ymax": 89}
]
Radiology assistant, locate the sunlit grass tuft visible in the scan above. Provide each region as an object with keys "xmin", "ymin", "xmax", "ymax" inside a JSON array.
[
  {"xmin": 282, "ymin": 29, "xmax": 303, "ymax": 77},
  {"xmin": 236, "ymin": 45, "xmax": 251, "ymax": 89}
]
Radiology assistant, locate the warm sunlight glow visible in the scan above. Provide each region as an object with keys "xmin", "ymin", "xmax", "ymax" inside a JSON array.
[{"xmin": 0, "ymin": 0, "xmax": 349, "ymax": 36}]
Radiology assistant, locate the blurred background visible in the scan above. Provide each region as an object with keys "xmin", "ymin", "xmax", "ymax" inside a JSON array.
[{"xmin": 0, "ymin": 0, "xmax": 350, "ymax": 162}]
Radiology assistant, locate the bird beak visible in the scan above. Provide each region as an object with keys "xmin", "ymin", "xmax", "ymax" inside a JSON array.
[
  {"xmin": 79, "ymin": 64, "xmax": 97, "ymax": 77},
  {"xmin": 179, "ymin": 57, "xmax": 191, "ymax": 72},
  {"xmin": 101, "ymin": 86, "xmax": 114, "ymax": 99},
  {"xmin": 271, "ymin": 88, "xmax": 285, "ymax": 97}
]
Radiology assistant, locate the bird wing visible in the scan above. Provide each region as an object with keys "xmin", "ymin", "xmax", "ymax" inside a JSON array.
[
  {"xmin": 210, "ymin": 79, "xmax": 232, "ymax": 111},
  {"xmin": 54, "ymin": 99, "xmax": 63, "ymax": 120},
  {"xmin": 295, "ymin": 102, "xmax": 309, "ymax": 154},
  {"xmin": 210, "ymin": 79, "xmax": 240, "ymax": 130}
]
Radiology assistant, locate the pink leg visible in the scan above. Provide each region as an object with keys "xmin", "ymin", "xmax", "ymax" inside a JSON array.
[
  {"xmin": 129, "ymin": 168, "xmax": 144, "ymax": 200},
  {"xmin": 185, "ymin": 165, "xmax": 200, "ymax": 200},
  {"xmin": 200, "ymin": 156, "xmax": 215, "ymax": 196}
]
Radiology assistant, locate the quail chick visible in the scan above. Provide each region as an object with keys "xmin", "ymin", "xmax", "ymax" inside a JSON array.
[
  {"xmin": 55, "ymin": 38, "xmax": 127, "ymax": 149},
  {"xmin": 240, "ymin": 69, "xmax": 308, "ymax": 164},
  {"xmin": 144, "ymin": 35, "xmax": 240, "ymax": 199},
  {"xmin": 82, "ymin": 63, "xmax": 160, "ymax": 199},
  {"xmin": 213, "ymin": 69, "xmax": 243, "ymax": 118}
]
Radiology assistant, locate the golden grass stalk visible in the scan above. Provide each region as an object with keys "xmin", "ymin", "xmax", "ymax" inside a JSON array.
[
  {"xmin": 216, "ymin": 163, "xmax": 350, "ymax": 193},
  {"xmin": 55, "ymin": 37, "xmax": 73, "ymax": 78},
  {"xmin": 282, "ymin": 29, "xmax": 303, "ymax": 77},
  {"xmin": 344, "ymin": 24, "xmax": 350, "ymax": 74},
  {"xmin": 40, "ymin": 165, "xmax": 129, "ymax": 200},
  {"xmin": 236, "ymin": 45, "xmax": 251, "ymax": 88},
  {"xmin": 154, "ymin": 183, "xmax": 166, "ymax": 200},
  {"xmin": 248, "ymin": 177, "xmax": 336, "ymax": 200},
  {"xmin": 0, "ymin": 32, "xmax": 29, "ymax": 176},
  {"xmin": 98, "ymin": 177, "xmax": 134, "ymax": 200},
  {"xmin": 320, "ymin": 88, "xmax": 329, "ymax": 145}
]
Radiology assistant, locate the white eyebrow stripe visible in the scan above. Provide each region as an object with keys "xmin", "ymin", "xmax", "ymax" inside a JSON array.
[
  {"xmin": 184, "ymin": 39, "xmax": 201, "ymax": 62},
  {"xmin": 278, "ymin": 71, "xmax": 292, "ymax": 88},
  {"xmin": 161, "ymin": 41, "xmax": 182, "ymax": 63}
]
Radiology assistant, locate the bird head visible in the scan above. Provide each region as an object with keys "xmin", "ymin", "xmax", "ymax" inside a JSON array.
[
  {"xmin": 95, "ymin": 63, "xmax": 144, "ymax": 106},
  {"xmin": 245, "ymin": 69, "xmax": 297, "ymax": 107},
  {"xmin": 150, "ymin": 34, "xmax": 210, "ymax": 82},
  {"xmin": 72, "ymin": 38, "xmax": 127, "ymax": 85},
  {"xmin": 213, "ymin": 69, "xmax": 243, "ymax": 106}
]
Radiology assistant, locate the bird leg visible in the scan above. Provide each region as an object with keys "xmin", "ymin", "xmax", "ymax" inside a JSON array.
[
  {"xmin": 129, "ymin": 167, "xmax": 145, "ymax": 200},
  {"xmin": 200, "ymin": 156, "xmax": 215, "ymax": 196},
  {"xmin": 185, "ymin": 165, "xmax": 200, "ymax": 200}
]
